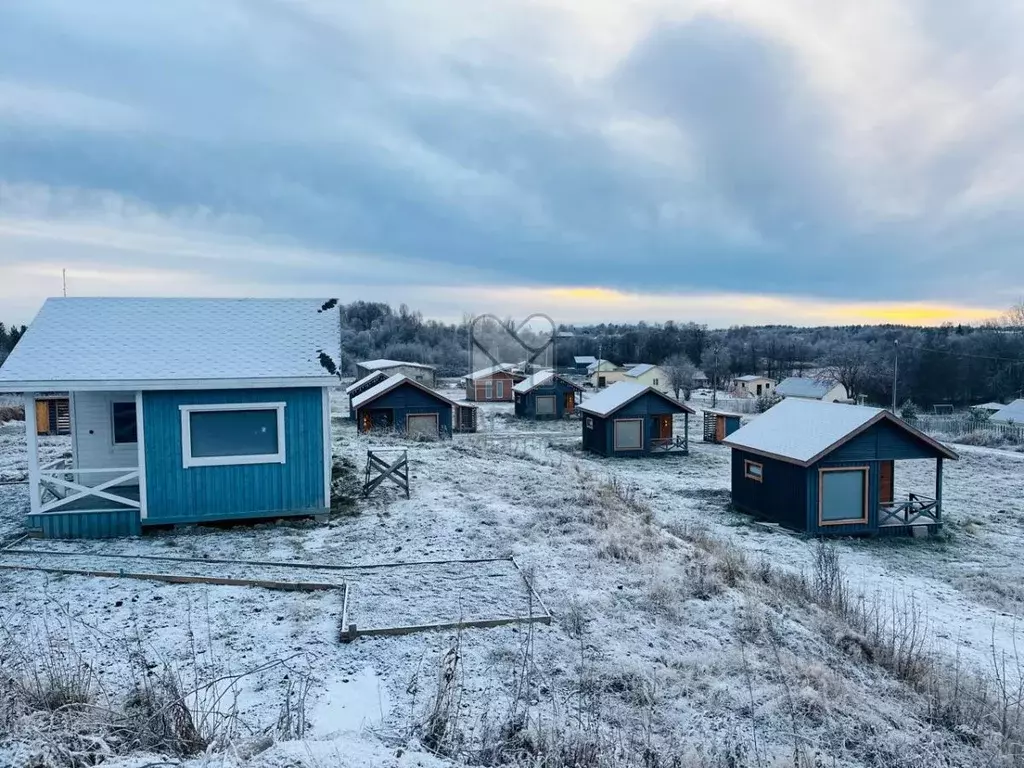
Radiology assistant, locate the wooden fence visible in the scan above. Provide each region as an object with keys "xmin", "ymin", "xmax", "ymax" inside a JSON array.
[{"xmin": 908, "ymin": 415, "xmax": 1024, "ymax": 443}]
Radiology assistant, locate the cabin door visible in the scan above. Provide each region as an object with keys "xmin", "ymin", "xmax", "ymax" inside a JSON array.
[
  {"xmin": 715, "ymin": 416, "xmax": 726, "ymax": 443},
  {"xmin": 879, "ymin": 461, "xmax": 895, "ymax": 504},
  {"xmin": 35, "ymin": 400, "xmax": 50, "ymax": 436},
  {"xmin": 564, "ymin": 392, "xmax": 575, "ymax": 414},
  {"xmin": 654, "ymin": 415, "xmax": 673, "ymax": 440}
]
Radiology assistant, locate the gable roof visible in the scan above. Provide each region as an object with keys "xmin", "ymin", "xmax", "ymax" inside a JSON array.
[
  {"xmin": 972, "ymin": 401, "xmax": 1006, "ymax": 412},
  {"xmin": 513, "ymin": 370, "xmax": 583, "ymax": 394},
  {"xmin": 351, "ymin": 373, "xmax": 458, "ymax": 410},
  {"xmin": 776, "ymin": 377, "xmax": 838, "ymax": 399},
  {"xmin": 468, "ymin": 363, "xmax": 519, "ymax": 381},
  {"xmin": 0, "ymin": 297, "xmax": 339, "ymax": 392},
  {"xmin": 357, "ymin": 358, "xmax": 435, "ymax": 371},
  {"xmin": 577, "ymin": 381, "xmax": 695, "ymax": 418},
  {"xmin": 587, "ymin": 359, "xmax": 620, "ymax": 375},
  {"xmin": 734, "ymin": 374, "xmax": 772, "ymax": 383},
  {"xmin": 992, "ymin": 399, "xmax": 1024, "ymax": 424},
  {"xmin": 345, "ymin": 370, "xmax": 389, "ymax": 395},
  {"xmin": 625, "ymin": 363, "xmax": 660, "ymax": 378},
  {"xmin": 722, "ymin": 399, "xmax": 958, "ymax": 467}
]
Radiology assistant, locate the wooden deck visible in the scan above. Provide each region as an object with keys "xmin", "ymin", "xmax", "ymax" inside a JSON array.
[{"xmin": 879, "ymin": 493, "xmax": 939, "ymax": 527}]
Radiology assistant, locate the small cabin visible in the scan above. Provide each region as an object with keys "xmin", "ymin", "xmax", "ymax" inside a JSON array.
[
  {"xmin": 355, "ymin": 359, "xmax": 437, "ymax": 387},
  {"xmin": 352, "ymin": 374, "xmax": 456, "ymax": 438},
  {"xmin": 776, "ymin": 377, "xmax": 849, "ymax": 403},
  {"xmin": 578, "ymin": 382, "xmax": 695, "ymax": 457},
  {"xmin": 623, "ymin": 364, "xmax": 670, "ymax": 394},
  {"xmin": 465, "ymin": 364, "xmax": 525, "ymax": 402},
  {"xmin": 703, "ymin": 409, "xmax": 743, "ymax": 444},
  {"xmin": 573, "ymin": 356, "xmax": 597, "ymax": 374},
  {"xmin": 723, "ymin": 399, "xmax": 958, "ymax": 536},
  {"xmin": 345, "ymin": 371, "xmax": 388, "ymax": 418},
  {"xmin": 454, "ymin": 402, "xmax": 479, "ymax": 433},
  {"xmin": 587, "ymin": 360, "xmax": 626, "ymax": 389},
  {"xmin": 34, "ymin": 395, "xmax": 71, "ymax": 436},
  {"xmin": 513, "ymin": 370, "xmax": 583, "ymax": 420},
  {"xmin": 733, "ymin": 375, "xmax": 776, "ymax": 398},
  {"xmin": 0, "ymin": 297, "xmax": 339, "ymax": 540}
]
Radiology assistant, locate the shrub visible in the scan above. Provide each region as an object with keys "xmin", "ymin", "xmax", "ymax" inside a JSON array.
[{"xmin": 899, "ymin": 399, "xmax": 919, "ymax": 421}]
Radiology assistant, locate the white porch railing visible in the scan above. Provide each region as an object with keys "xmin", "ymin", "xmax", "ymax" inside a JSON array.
[{"xmin": 37, "ymin": 465, "xmax": 141, "ymax": 514}]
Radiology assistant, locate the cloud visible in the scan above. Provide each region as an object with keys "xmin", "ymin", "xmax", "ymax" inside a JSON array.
[{"xmin": 0, "ymin": 0, "xmax": 1021, "ymax": 324}]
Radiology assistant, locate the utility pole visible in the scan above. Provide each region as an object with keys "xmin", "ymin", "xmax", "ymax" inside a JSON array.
[
  {"xmin": 62, "ymin": 269, "xmax": 67, "ymax": 297},
  {"xmin": 892, "ymin": 339, "xmax": 899, "ymax": 412},
  {"xmin": 712, "ymin": 345, "xmax": 719, "ymax": 409}
]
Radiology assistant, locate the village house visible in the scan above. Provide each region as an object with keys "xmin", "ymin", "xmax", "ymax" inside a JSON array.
[
  {"xmin": 0, "ymin": 298, "xmax": 339, "ymax": 539},
  {"xmin": 732, "ymin": 375, "xmax": 776, "ymax": 398},
  {"xmin": 464, "ymin": 364, "xmax": 525, "ymax": 402},
  {"xmin": 991, "ymin": 399, "xmax": 1024, "ymax": 425},
  {"xmin": 352, "ymin": 374, "xmax": 461, "ymax": 438},
  {"xmin": 573, "ymin": 355, "xmax": 597, "ymax": 374},
  {"xmin": 345, "ymin": 371, "xmax": 389, "ymax": 418},
  {"xmin": 579, "ymin": 382, "xmax": 694, "ymax": 457},
  {"xmin": 587, "ymin": 360, "xmax": 626, "ymax": 389},
  {"xmin": 513, "ymin": 370, "xmax": 583, "ymax": 419},
  {"xmin": 723, "ymin": 399, "xmax": 958, "ymax": 536},
  {"xmin": 775, "ymin": 376, "xmax": 849, "ymax": 403},
  {"xmin": 623, "ymin": 364, "xmax": 670, "ymax": 394},
  {"xmin": 355, "ymin": 359, "xmax": 437, "ymax": 387}
]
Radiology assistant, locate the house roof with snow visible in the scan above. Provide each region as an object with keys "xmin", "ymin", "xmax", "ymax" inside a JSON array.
[
  {"xmin": 775, "ymin": 377, "xmax": 838, "ymax": 399},
  {"xmin": 345, "ymin": 370, "xmax": 388, "ymax": 395},
  {"xmin": 992, "ymin": 399, "xmax": 1024, "ymax": 424},
  {"xmin": 0, "ymin": 297, "xmax": 340, "ymax": 392},
  {"xmin": 467, "ymin": 363, "xmax": 518, "ymax": 381},
  {"xmin": 972, "ymin": 402, "xmax": 1006, "ymax": 413},
  {"xmin": 357, "ymin": 358, "xmax": 435, "ymax": 371},
  {"xmin": 734, "ymin": 374, "xmax": 773, "ymax": 383},
  {"xmin": 574, "ymin": 355, "xmax": 597, "ymax": 365},
  {"xmin": 351, "ymin": 373, "xmax": 459, "ymax": 410},
  {"xmin": 513, "ymin": 370, "xmax": 583, "ymax": 394},
  {"xmin": 624, "ymin": 363, "xmax": 660, "ymax": 378},
  {"xmin": 586, "ymin": 359, "xmax": 620, "ymax": 375},
  {"xmin": 577, "ymin": 381, "xmax": 694, "ymax": 418},
  {"xmin": 722, "ymin": 399, "xmax": 957, "ymax": 467}
]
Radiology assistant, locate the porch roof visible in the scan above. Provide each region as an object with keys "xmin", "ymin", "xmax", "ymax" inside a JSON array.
[
  {"xmin": 723, "ymin": 399, "xmax": 958, "ymax": 467},
  {"xmin": 0, "ymin": 298, "xmax": 340, "ymax": 392}
]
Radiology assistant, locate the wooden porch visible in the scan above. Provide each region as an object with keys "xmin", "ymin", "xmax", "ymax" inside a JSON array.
[{"xmin": 649, "ymin": 413, "xmax": 690, "ymax": 455}]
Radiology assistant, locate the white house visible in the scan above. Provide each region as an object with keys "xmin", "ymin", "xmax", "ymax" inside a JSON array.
[
  {"xmin": 776, "ymin": 377, "xmax": 849, "ymax": 403},
  {"xmin": 991, "ymin": 400, "xmax": 1024, "ymax": 425},
  {"xmin": 355, "ymin": 359, "xmax": 436, "ymax": 387},
  {"xmin": 732, "ymin": 375, "xmax": 776, "ymax": 398},
  {"xmin": 587, "ymin": 360, "xmax": 626, "ymax": 388},
  {"xmin": 623, "ymin": 363, "xmax": 670, "ymax": 394}
]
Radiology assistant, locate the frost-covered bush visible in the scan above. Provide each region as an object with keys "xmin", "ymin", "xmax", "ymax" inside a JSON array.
[
  {"xmin": 755, "ymin": 391, "xmax": 783, "ymax": 413},
  {"xmin": 899, "ymin": 399, "xmax": 919, "ymax": 421}
]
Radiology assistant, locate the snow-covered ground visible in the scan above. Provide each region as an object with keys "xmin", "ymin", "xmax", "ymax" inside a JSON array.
[{"xmin": 1, "ymin": 395, "xmax": 1024, "ymax": 766}]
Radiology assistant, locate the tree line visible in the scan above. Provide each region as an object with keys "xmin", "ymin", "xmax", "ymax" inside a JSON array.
[{"xmin": 0, "ymin": 323, "xmax": 27, "ymax": 366}]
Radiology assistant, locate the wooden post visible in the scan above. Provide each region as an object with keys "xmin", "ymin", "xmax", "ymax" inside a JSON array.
[
  {"xmin": 684, "ymin": 413, "xmax": 689, "ymax": 453},
  {"xmin": 935, "ymin": 457, "xmax": 943, "ymax": 522},
  {"xmin": 24, "ymin": 393, "xmax": 40, "ymax": 515},
  {"xmin": 135, "ymin": 391, "xmax": 148, "ymax": 522}
]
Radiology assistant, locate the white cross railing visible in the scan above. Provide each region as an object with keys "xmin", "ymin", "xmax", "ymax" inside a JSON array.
[{"xmin": 37, "ymin": 467, "xmax": 141, "ymax": 514}]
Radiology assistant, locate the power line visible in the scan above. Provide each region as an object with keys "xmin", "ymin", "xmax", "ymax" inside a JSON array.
[{"xmin": 897, "ymin": 343, "xmax": 1024, "ymax": 365}]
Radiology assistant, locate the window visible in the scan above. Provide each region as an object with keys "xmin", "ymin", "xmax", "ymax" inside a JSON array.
[
  {"xmin": 484, "ymin": 381, "xmax": 494, "ymax": 400},
  {"xmin": 653, "ymin": 378, "xmax": 660, "ymax": 386},
  {"xmin": 536, "ymin": 395, "xmax": 556, "ymax": 415},
  {"xmin": 112, "ymin": 402, "xmax": 138, "ymax": 444},
  {"xmin": 495, "ymin": 381, "xmax": 504, "ymax": 399},
  {"xmin": 818, "ymin": 467, "xmax": 869, "ymax": 526},
  {"xmin": 407, "ymin": 413, "xmax": 438, "ymax": 438},
  {"xmin": 744, "ymin": 460, "xmax": 763, "ymax": 482},
  {"xmin": 585, "ymin": 417, "xmax": 594, "ymax": 429},
  {"xmin": 614, "ymin": 418, "xmax": 643, "ymax": 450},
  {"xmin": 180, "ymin": 403, "xmax": 286, "ymax": 468}
]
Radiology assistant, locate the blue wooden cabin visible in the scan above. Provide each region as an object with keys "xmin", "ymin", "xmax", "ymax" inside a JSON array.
[
  {"xmin": 345, "ymin": 371, "xmax": 388, "ymax": 418},
  {"xmin": 578, "ymin": 382, "xmax": 695, "ymax": 457},
  {"xmin": 723, "ymin": 399, "xmax": 958, "ymax": 536},
  {"xmin": 513, "ymin": 370, "xmax": 583, "ymax": 420},
  {"xmin": 703, "ymin": 409, "xmax": 743, "ymax": 444},
  {"xmin": 0, "ymin": 298, "xmax": 340, "ymax": 539},
  {"xmin": 352, "ymin": 374, "xmax": 456, "ymax": 438}
]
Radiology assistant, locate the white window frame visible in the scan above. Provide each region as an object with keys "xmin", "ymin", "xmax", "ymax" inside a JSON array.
[
  {"xmin": 179, "ymin": 402, "xmax": 287, "ymax": 469},
  {"xmin": 613, "ymin": 418, "xmax": 644, "ymax": 451}
]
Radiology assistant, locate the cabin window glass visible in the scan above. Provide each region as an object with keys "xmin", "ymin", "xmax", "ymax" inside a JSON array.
[
  {"xmin": 496, "ymin": 381, "xmax": 504, "ymax": 399},
  {"xmin": 407, "ymin": 413, "xmax": 438, "ymax": 438},
  {"xmin": 614, "ymin": 419, "xmax": 643, "ymax": 450},
  {"xmin": 536, "ymin": 395, "xmax": 556, "ymax": 415},
  {"xmin": 585, "ymin": 417, "xmax": 593, "ymax": 429},
  {"xmin": 819, "ymin": 468, "xmax": 868, "ymax": 525},
  {"xmin": 180, "ymin": 403, "xmax": 286, "ymax": 468},
  {"xmin": 744, "ymin": 460, "xmax": 763, "ymax": 482},
  {"xmin": 484, "ymin": 381, "xmax": 493, "ymax": 400},
  {"xmin": 112, "ymin": 402, "xmax": 138, "ymax": 444}
]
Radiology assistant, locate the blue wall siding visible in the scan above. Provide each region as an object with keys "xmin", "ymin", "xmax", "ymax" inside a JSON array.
[
  {"xmin": 581, "ymin": 392, "xmax": 690, "ymax": 456},
  {"xmin": 28, "ymin": 510, "xmax": 141, "ymax": 539},
  {"xmin": 827, "ymin": 420, "xmax": 937, "ymax": 462},
  {"xmin": 142, "ymin": 388, "xmax": 326, "ymax": 524},
  {"xmin": 516, "ymin": 380, "xmax": 578, "ymax": 420},
  {"xmin": 355, "ymin": 382, "xmax": 453, "ymax": 436},
  {"xmin": 730, "ymin": 450, "xmax": 808, "ymax": 530}
]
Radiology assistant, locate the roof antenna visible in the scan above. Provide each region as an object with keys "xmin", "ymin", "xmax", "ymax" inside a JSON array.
[{"xmin": 62, "ymin": 269, "xmax": 67, "ymax": 297}]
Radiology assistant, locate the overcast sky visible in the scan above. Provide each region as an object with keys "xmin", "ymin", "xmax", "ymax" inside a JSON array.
[{"xmin": 0, "ymin": 1, "xmax": 1021, "ymax": 327}]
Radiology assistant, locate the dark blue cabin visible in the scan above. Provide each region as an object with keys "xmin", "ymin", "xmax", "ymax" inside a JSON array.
[
  {"xmin": 513, "ymin": 371, "xmax": 584, "ymax": 420},
  {"xmin": 723, "ymin": 399, "xmax": 958, "ymax": 536},
  {"xmin": 345, "ymin": 371, "xmax": 388, "ymax": 418},
  {"xmin": 352, "ymin": 374, "xmax": 454, "ymax": 439},
  {"xmin": 578, "ymin": 382, "xmax": 695, "ymax": 457},
  {"xmin": 573, "ymin": 356, "xmax": 597, "ymax": 374}
]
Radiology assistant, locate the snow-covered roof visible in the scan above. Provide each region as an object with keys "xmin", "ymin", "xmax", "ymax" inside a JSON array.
[
  {"xmin": 468, "ymin": 363, "xmax": 517, "ymax": 381},
  {"xmin": 578, "ymin": 381, "xmax": 693, "ymax": 418},
  {"xmin": 345, "ymin": 370, "xmax": 388, "ymax": 395},
  {"xmin": 776, "ymin": 377, "xmax": 836, "ymax": 399},
  {"xmin": 992, "ymin": 399, "xmax": 1024, "ymax": 424},
  {"xmin": 574, "ymin": 355, "xmax": 597, "ymax": 364},
  {"xmin": 722, "ymin": 399, "xmax": 957, "ymax": 466},
  {"xmin": 625, "ymin": 363, "xmax": 658, "ymax": 378},
  {"xmin": 972, "ymin": 402, "xmax": 1006, "ymax": 412},
  {"xmin": 513, "ymin": 370, "xmax": 583, "ymax": 394},
  {"xmin": 0, "ymin": 297, "xmax": 340, "ymax": 392},
  {"xmin": 586, "ymin": 359, "xmax": 619, "ymax": 375},
  {"xmin": 351, "ymin": 373, "xmax": 458, "ymax": 410},
  {"xmin": 734, "ymin": 374, "xmax": 772, "ymax": 383},
  {"xmin": 357, "ymin": 359, "xmax": 435, "ymax": 371}
]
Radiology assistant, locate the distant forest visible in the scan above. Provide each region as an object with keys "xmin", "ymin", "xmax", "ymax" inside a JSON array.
[
  {"xmin": 2, "ymin": 302, "xmax": 1021, "ymax": 408},
  {"xmin": 337, "ymin": 301, "xmax": 1024, "ymax": 408}
]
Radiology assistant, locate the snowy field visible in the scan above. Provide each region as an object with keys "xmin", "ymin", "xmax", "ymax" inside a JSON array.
[{"xmin": 1, "ymin": 393, "xmax": 1024, "ymax": 766}]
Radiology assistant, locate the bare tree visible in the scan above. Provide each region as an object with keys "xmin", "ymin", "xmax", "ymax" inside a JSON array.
[
  {"xmin": 662, "ymin": 354, "xmax": 698, "ymax": 400},
  {"xmin": 1006, "ymin": 301, "xmax": 1024, "ymax": 333},
  {"xmin": 819, "ymin": 342, "xmax": 874, "ymax": 401}
]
